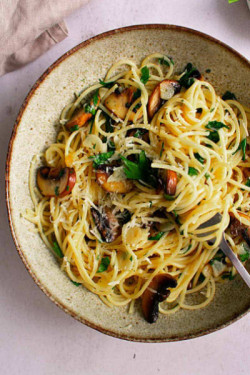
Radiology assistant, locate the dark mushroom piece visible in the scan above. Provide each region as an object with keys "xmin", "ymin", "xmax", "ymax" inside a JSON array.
[
  {"xmin": 104, "ymin": 87, "xmax": 142, "ymax": 121},
  {"xmin": 148, "ymin": 80, "xmax": 181, "ymax": 120},
  {"xmin": 37, "ymin": 167, "xmax": 76, "ymax": 197},
  {"xmin": 229, "ymin": 211, "xmax": 250, "ymax": 247},
  {"xmin": 91, "ymin": 206, "xmax": 120, "ymax": 243},
  {"xmin": 66, "ymin": 95, "xmax": 100, "ymax": 131},
  {"xmin": 165, "ymin": 170, "xmax": 178, "ymax": 196},
  {"xmin": 141, "ymin": 274, "xmax": 177, "ymax": 323},
  {"xmin": 96, "ymin": 164, "xmax": 133, "ymax": 193}
]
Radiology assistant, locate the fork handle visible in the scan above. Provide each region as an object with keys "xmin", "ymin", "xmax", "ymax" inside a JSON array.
[{"xmin": 220, "ymin": 235, "xmax": 250, "ymax": 288}]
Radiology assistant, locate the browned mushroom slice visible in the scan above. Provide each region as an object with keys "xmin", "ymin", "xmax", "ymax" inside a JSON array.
[
  {"xmin": 165, "ymin": 170, "xmax": 177, "ymax": 196},
  {"xmin": 91, "ymin": 206, "xmax": 120, "ymax": 242},
  {"xmin": 66, "ymin": 95, "xmax": 100, "ymax": 131},
  {"xmin": 141, "ymin": 274, "xmax": 177, "ymax": 323},
  {"xmin": 104, "ymin": 87, "xmax": 142, "ymax": 121},
  {"xmin": 37, "ymin": 167, "xmax": 76, "ymax": 197},
  {"xmin": 148, "ymin": 80, "xmax": 181, "ymax": 119},
  {"xmin": 96, "ymin": 164, "xmax": 133, "ymax": 193},
  {"xmin": 229, "ymin": 211, "xmax": 250, "ymax": 246}
]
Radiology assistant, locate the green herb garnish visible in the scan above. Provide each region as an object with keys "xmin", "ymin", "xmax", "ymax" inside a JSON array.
[
  {"xmin": 130, "ymin": 255, "xmax": 133, "ymax": 261},
  {"xmin": 188, "ymin": 167, "xmax": 199, "ymax": 176},
  {"xmin": 221, "ymin": 272, "xmax": 235, "ymax": 280},
  {"xmin": 205, "ymin": 173, "xmax": 210, "ymax": 180},
  {"xmin": 99, "ymin": 79, "xmax": 115, "ymax": 88},
  {"xmin": 55, "ymin": 186, "xmax": 59, "ymax": 196},
  {"xmin": 164, "ymin": 194, "xmax": 175, "ymax": 201},
  {"xmin": 69, "ymin": 125, "xmax": 79, "ymax": 132},
  {"xmin": 133, "ymin": 88, "xmax": 141, "ymax": 101},
  {"xmin": 160, "ymin": 142, "xmax": 164, "ymax": 157},
  {"xmin": 205, "ymin": 69, "xmax": 211, "ymax": 73},
  {"xmin": 121, "ymin": 150, "xmax": 157, "ymax": 188},
  {"xmin": 173, "ymin": 210, "xmax": 181, "ymax": 225},
  {"xmin": 205, "ymin": 121, "xmax": 229, "ymax": 131},
  {"xmin": 232, "ymin": 138, "xmax": 247, "ymax": 161},
  {"xmin": 245, "ymin": 178, "xmax": 250, "ymax": 188},
  {"xmin": 71, "ymin": 280, "xmax": 81, "ymax": 286},
  {"xmin": 194, "ymin": 153, "xmax": 205, "ymax": 164},
  {"xmin": 52, "ymin": 241, "xmax": 63, "ymax": 258},
  {"xmin": 239, "ymin": 251, "xmax": 249, "ymax": 262},
  {"xmin": 66, "ymin": 185, "xmax": 70, "ymax": 191},
  {"xmin": 90, "ymin": 151, "xmax": 115, "ymax": 168},
  {"xmin": 97, "ymin": 257, "xmax": 110, "ymax": 273},
  {"xmin": 206, "ymin": 130, "xmax": 220, "ymax": 143},
  {"xmin": 140, "ymin": 66, "xmax": 150, "ymax": 84},
  {"xmin": 158, "ymin": 57, "xmax": 174, "ymax": 66},
  {"xmin": 179, "ymin": 63, "xmax": 201, "ymax": 89},
  {"xmin": 148, "ymin": 232, "xmax": 165, "ymax": 241},
  {"xmin": 222, "ymin": 91, "xmax": 237, "ymax": 100}
]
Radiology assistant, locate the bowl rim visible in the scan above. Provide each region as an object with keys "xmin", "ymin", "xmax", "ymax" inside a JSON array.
[{"xmin": 5, "ymin": 24, "xmax": 250, "ymax": 343}]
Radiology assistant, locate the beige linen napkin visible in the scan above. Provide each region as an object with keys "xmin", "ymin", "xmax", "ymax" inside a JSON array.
[{"xmin": 0, "ymin": 0, "xmax": 89, "ymax": 76}]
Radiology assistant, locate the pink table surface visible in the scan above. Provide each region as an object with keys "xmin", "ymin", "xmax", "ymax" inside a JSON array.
[{"xmin": 0, "ymin": 1, "xmax": 249, "ymax": 374}]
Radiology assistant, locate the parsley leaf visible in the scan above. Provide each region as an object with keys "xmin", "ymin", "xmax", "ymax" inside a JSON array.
[
  {"xmin": 99, "ymin": 79, "xmax": 115, "ymax": 88},
  {"xmin": 121, "ymin": 151, "xmax": 157, "ymax": 187},
  {"xmin": 160, "ymin": 142, "xmax": 164, "ymax": 157},
  {"xmin": 206, "ymin": 130, "xmax": 220, "ymax": 143},
  {"xmin": 164, "ymin": 194, "xmax": 175, "ymax": 201},
  {"xmin": 173, "ymin": 210, "xmax": 181, "ymax": 225},
  {"xmin": 97, "ymin": 257, "xmax": 110, "ymax": 273},
  {"xmin": 194, "ymin": 153, "xmax": 205, "ymax": 164},
  {"xmin": 205, "ymin": 121, "xmax": 229, "ymax": 130},
  {"xmin": 205, "ymin": 173, "xmax": 210, "ymax": 180},
  {"xmin": 158, "ymin": 57, "xmax": 174, "ymax": 66},
  {"xmin": 245, "ymin": 178, "xmax": 250, "ymax": 188},
  {"xmin": 52, "ymin": 241, "xmax": 63, "ymax": 258},
  {"xmin": 179, "ymin": 63, "xmax": 201, "ymax": 89},
  {"xmin": 232, "ymin": 138, "xmax": 247, "ymax": 161},
  {"xmin": 71, "ymin": 280, "xmax": 81, "ymax": 286},
  {"xmin": 55, "ymin": 186, "xmax": 59, "ymax": 196},
  {"xmin": 221, "ymin": 272, "xmax": 235, "ymax": 280},
  {"xmin": 140, "ymin": 66, "xmax": 150, "ymax": 84},
  {"xmin": 69, "ymin": 125, "xmax": 79, "ymax": 132},
  {"xmin": 239, "ymin": 251, "xmax": 249, "ymax": 262},
  {"xmin": 188, "ymin": 167, "xmax": 199, "ymax": 176},
  {"xmin": 148, "ymin": 232, "xmax": 165, "ymax": 241},
  {"xmin": 93, "ymin": 90, "xmax": 99, "ymax": 106},
  {"xmin": 90, "ymin": 151, "xmax": 115, "ymax": 168},
  {"xmin": 222, "ymin": 91, "xmax": 237, "ymax": 101},
  {"xmin": 133, "ymin": 88, "xmax": 141, "ymax": 101}
]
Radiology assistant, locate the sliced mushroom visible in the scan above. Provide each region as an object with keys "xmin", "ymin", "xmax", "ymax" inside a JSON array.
[
  {"xmin": 104, "ymin": 87, "xmax": 142, "ymax": 121},
  {"xmin": 91, "ymin": 206, "xmax": 120, "ymax": 242},
  {"xmin": 96, "ymin": 164, "xmax": 133, "ymax": 193},
  {"xmin": 165, "ymin": 170, "xmax": 177, "ymax": 196},
  {"xmin": 230, "ymin": 211, "xmax": 250, "ymax": 246},
  {"xmin": 141, "ymin": 274, "xmax": 177, "ymax": 323},
  {"xmin": 148, "ymin": 80, "xmax": 181, "ymax": 119},
  {"xmin": 66, "ymin": 95, "xmax": 100, "ymax": 131},
  {"xmin": 37, "ymin": 167, "xmax": 76, "ymax": 197}
]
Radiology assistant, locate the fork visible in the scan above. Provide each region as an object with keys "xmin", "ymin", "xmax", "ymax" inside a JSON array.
[{"xmin": 197, "ymin": 213, "xmax": 250, "ymax": 288}]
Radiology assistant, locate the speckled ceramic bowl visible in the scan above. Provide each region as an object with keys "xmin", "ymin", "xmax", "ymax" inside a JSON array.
[{"xmin": 6, "ymin": 25, "xmax": 250, "ymax": 342}]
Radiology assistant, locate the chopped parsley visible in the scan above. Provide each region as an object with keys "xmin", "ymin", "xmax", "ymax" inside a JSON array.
[
  {"xmin": 222, "ymin": 91, "xmax": 237, "ymax": 101},
  {"xmin": 66, "ymin": 185, "xmax": 70, "ymax": 191},
  {"xmin": 134, "ymin": 129, "xmax": 144, "ymax": 138},
  {"xmin": 206, "ymin": 130, "xmax": 220, "ymax": 143},
  {"xmin": 52, "ymin": 241, "xmax": 63, "ymax": 258},
  {"xmin": 69, "ymin": 125, "xmax": 79, "ymax": 132},
  {"xmin": 149, "ymin": 201, "xmax": 153, "ymax": 207},
  {"xmin": 205, "ymin": 173, "xmax": 210, "ymax": 180},
  {"xmin": 99, "ymin": 79, "xmax": 115, "ymax": 88},
  {"xmin": 188, "ymin": 167, "xmax": 199, "ymax": 176},
  {"xmin": 210, "ymin": 250, "xmax": 225, "ymax": 265},
  {"xmin": 205, "ymin": 69, "xmax": 211, "ymax": 73},
  {"xmin": 148, "ymin": 232, "xmax": 165, "ymax": 241},
  {"xmin": 97, "ymin": 257, "xmax": 110, "ymax": 273},
  {"xmin": 182, "ymin": 244, "xmax": 192, "ymax": 254},
  {"xmin": 71, "ymin": 281, "xmax": 81, "ymax": 286},
  {"xmin": 205, "ymin": 121, "xmax": 229, "ymax": 131},
  {"xmin": 93, "ymin": 90, "xmax": 99, "ymax": 106},
  {"xmin": 179, "ymin": 63, "xmax": 201, "ymax": 89},
  {"xmin": 130, "ymin": 255, "xmax": 133, "ymax": 261},
  {"xmin": 54, "ymin": 186, "xmax": 59, "ymax": 196},
  {"xmin": 194, "ymin": 153, "xmax": 205, "ymax": 164},
  {"xmin": 164, "ymin": 194, "xmax": 175, "ymax": 201},
  {"xmin": 173, "ymin": 210, "xmax": 181, "ymax": 225},
  {"xmin": 89, "ymin": 117, "xmax": 95, "ymax": 134},
  {"xmin": 158, "ymin": 57, "xmax": 174, "ymax": 66},
  {"xmin": 140, "ymin": 66, "xmax": 150, "ymax": 84},
  {"xmin": 160, "ymin": 142, "xmax": 164, "ymax": 157},
  {"xmin": 221, "ymin": 272, "xmax": 235, "ymax": 280},
  {"xmin": 239, "ymin": 250, "xmax": 249, "ymax": 262},
  {"xmin": 133, "ymin": 88, "xmax": 141, "ymax": 101},
  {"xmin": 232, "ymin": 138, "xmax": 247, "ymax": 161},
  {"xmin": 245, "ymin": 178, "xmax": 250, "ymax": 188},
  {"xmin": 121, "ymin": 150, "xmax": 158, "ymax": 188},
  {"xmin": 89, "ymin": 151, "xmax": 115, "ymax": 168}
]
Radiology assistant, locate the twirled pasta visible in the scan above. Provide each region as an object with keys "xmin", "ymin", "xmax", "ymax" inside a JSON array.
[{"xmin": 24, "ymin": 54, "xmax": 250, "ymax": 319}]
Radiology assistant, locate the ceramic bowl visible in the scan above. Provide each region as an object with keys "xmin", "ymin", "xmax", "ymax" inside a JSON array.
[{"xmin": 6, "ymin": 25, "xmax": 250, "ymax": 342}]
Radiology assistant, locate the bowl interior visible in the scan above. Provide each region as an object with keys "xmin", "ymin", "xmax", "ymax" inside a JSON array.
[{"xmin": 7, "ymin": 25, "xmax": 250, "ymax": 342}]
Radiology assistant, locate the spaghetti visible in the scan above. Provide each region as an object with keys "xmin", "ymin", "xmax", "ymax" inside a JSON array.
[{"xmin": 24, "ymin": 54, "xmax": 250, "ymax": 321}]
